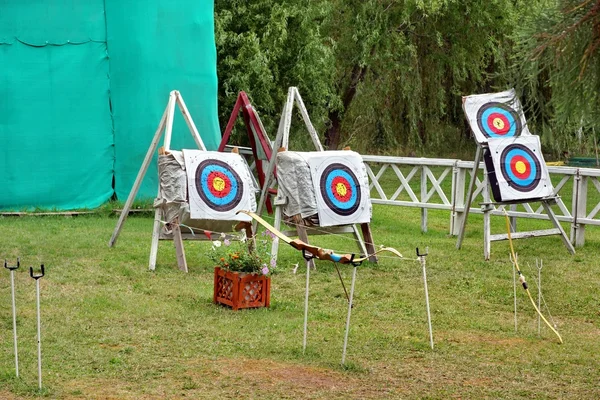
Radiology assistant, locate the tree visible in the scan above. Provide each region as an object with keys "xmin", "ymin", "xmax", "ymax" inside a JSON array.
[
  {"xmin": 324, "ymin": 0, "xmax": 518, "ymax": 153},
  {"xmin": 512, "ymin": 0, "xmax": 600, "ymax": 153},
  {"xmin": 215, "ymin": 1, "xmax": 521, "ymax": 155},
  {"xmin": 214, "ymin": 0, "xmax": 336, "ymax": 147}
]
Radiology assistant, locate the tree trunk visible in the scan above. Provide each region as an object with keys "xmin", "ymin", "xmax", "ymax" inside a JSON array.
[{"xmin": 325, "ymin": 63, "xmax": 369, "ymax": 150}]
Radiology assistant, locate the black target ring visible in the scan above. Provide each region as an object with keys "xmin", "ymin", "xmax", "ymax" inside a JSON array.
[
  {"xmin": 499, "ymin": 144, "xmax": 542, "ymax": 192},
  {"xmin": 319, "ymin": 163, "xmax": 361, "ymax": 216},
  {"xmin": 476, "ymin": 102, "xmax": 522, "ymax": 139},
  {"xmin": 194, "ymin": 159, "xmax": 244, "ymax": 212}
]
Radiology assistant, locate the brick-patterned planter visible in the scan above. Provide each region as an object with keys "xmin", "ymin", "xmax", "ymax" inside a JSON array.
[{"xmin": 213, "ymin": 267, "xmax": 271, "ymax": 310}]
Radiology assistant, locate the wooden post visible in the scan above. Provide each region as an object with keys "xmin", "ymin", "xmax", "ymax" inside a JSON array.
[
  {"xmin": 148, "ymin": 197, "xmax": 162, "ymax": 271},
  {"xmin": 421, "ymin": 166, "xmax": 428, "ymax": 233},
  {"xmin": 482, "ymin": 179, "xmax": 492, "ymax": 260},
  {"xmin": 255, "ymin": 88, "xmax": 291, "ymax": 220},
  {"xmin": 456, "ymin": 145, "xmax": 483, "ymax": 249},
  {"xmin": 570, "ymin": 170, "xmax": 588, "ymax": 247},
  {"xmin": 359, "ymin": 223, "xmax": 378, "ymax": 263},
  {"xmin": 172, "ymin": 218, "xmax": 188, "ymax": 273},
  {"xmin": 450, "ymin": 162, "xmax": 466, "ymax": 235},
  {"xmin": 294, "ymin": 215, "xmax": 316, "ymax": 270}
]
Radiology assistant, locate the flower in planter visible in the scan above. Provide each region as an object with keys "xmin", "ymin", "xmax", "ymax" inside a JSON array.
[{"xmin": 209, "ymin": 233, "xmax": 276, "ymax": 276}]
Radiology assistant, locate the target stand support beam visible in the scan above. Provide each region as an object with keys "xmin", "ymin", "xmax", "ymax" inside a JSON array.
[{"xmin": 481, "ymin": 197, "xmax": 575, "ymax": 260}]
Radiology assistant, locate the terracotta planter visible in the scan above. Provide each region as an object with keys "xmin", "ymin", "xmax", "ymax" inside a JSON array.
[{"xmin": 213, "ymin": 267, "xmax": 271, "ymax": 310}]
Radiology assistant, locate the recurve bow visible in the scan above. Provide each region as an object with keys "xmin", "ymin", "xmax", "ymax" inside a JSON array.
[{"xmin": 238, "ymin": 210, "xmax": 403, "ymax": 265}]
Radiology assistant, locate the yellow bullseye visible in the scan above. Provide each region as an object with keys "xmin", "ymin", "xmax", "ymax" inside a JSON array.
[
  {"xmin": 515, "ymin": 161, "xmax": 527, "ymax": 174},
  {"xmin": 493, "ymin": 117, "xmax": 505, "ymax": 130},
  {"xmin": 213, "ymin": 177, "xmax": 226, "ymax": 191},
  {"xmin": 335, "ymin": 183, "xmax": 347, "ymax": 197}
]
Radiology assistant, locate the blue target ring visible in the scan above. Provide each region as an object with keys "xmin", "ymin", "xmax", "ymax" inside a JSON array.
[
  {"xmin": 476, "ymin": 102, "xmax": 522, "ymax": 139},
  {"xmin": 319, "ymin": 163, "xmax": 361, "ymax": 216},
  {"xmin": 500, "ymin": 144, "xmax": 541, "ymax": 192},
  {"xmin": 195, "ymin": 159, "xmax": 243, "ymax": 212}
]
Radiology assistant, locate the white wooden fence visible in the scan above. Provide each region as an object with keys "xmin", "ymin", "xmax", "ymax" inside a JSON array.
[{"xmin": 362, "ymin": 155, "xmax": 600, "ymax": 247}]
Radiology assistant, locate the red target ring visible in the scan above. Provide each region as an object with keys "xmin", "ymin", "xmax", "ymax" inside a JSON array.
[
  {"xmin": 330, "ymin": 176, "xmax": 353, "ymax": 203},
  {"xmin": 509, "ymin": 155, "xmax": 530, "ymax": 180},
  {"xmin": 207, "ymin": 171, "xmax": 232, "ymax": 198},
  {"xmin": 486, "ymin": 112, "xmax": 511, "ymax": 135}
]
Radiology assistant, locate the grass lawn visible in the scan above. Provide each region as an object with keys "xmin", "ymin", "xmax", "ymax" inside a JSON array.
[{"xmin": 0, "ymin": 205, "xmax": 599, "ymax": 399}]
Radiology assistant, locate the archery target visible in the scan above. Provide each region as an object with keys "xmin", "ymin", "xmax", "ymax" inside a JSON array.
[
  {"xmin": 183, "ymin": 150, "xmax": 256, "ymax": 221},
  {"xmin": 307, "ymin": 151, "xmax": 371, "ymax": 227},
  {"xmin": 463, "ymin": 88, "xmax": 531, "ymax": 144},
  {"xmin": 486, "ymin": 136, "xmax": 553, "ymax": 202},
  {"xmin": 319, "ymin": 163, "xmax": 361, "ymax": 216}
]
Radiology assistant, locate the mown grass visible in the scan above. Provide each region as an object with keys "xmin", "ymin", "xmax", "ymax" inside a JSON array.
[{"xmin": 0, "ymin": 204, "xmax": 599, "ymax": 399}]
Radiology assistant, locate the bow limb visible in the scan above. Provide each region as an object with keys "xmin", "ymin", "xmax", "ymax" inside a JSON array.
[
  {"xmin": 238, "ymin": 210, "xmax": 361, "ymax": 263},
  {"xmin": 504, "ymin": 212, "xmax": 563, "ymax": 344},
  {"xmin": 237, "ymin": 210, "xmax": 293, "ymax": 245},
  {"xmin": 353, "ymin": 247, "xmax": 404, "ymax": 263}
]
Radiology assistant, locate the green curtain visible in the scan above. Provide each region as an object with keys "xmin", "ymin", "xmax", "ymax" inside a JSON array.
[
  {"xmin": 105, "ymin": 0, "xmax": 220, "ymax": 201},
  {"xmin": 0, "ymin": 1, "xmax": 113, "ymax": 210},
  {"xmin": 0, "ymin": 1, "xmax": 220, "ymax": 210}
]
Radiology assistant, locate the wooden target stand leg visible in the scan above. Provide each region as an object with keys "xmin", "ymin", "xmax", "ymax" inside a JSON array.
[{"xmin": 108, "ymin": 90, "xmax": 207, "ymax": 272}]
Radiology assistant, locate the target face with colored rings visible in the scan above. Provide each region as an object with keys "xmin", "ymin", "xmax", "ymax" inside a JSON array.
[
  {"xmin": 194, "ymin": 159, "xmax": 243, "ymax": 212},
  {"xmin": 476, "ymin": 102, "xmax": 522, "ymax": 139},
  {"xmin": 319, "ymin": 163, "xmax": 361, "ymax": 216},
  {"xmin": 500, "ymin": 144, "xmax": 541, "ymax": 192}
]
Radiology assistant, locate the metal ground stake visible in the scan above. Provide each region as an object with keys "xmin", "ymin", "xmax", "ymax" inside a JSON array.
[
  {"xmin": 417, "ymin": 248, "xmax": 434, "ymax": 350},
  {"xmin": 341, "ymin": 265, "xmax": 358, "ymax": 365},
  {"xmin": 30, "ymin": 264, "xmax": 45, "ymax": 390},
  {"xmin": 4, "ymin": 258, "xmax": 20, "ymax": 377}
]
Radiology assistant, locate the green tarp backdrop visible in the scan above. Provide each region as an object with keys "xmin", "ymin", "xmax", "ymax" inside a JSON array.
[{"xmin": 0, "ymin": 1, "xmax": 220, "ymax": 210}]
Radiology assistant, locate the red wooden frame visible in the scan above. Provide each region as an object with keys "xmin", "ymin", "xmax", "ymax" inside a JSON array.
[{"xmin": 218, "ymin": 92, "xmax": 276, "ymax": 213}]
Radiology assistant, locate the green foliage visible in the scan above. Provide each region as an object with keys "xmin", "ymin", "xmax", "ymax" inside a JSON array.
[
  {"xmin": 209, "ymin": 233, "xmax": 276, "ymax": 275},
  {"xmin": 328, "ymin": 0, "xmax": 518, "ymax": 152},
  {"xmin": 215, "ymin": 0, "xmax": 518, "ymax": 154},
  {"xmin": 215, "ymin": 0, "xmax": 599, "ymax": 157},
  {"xmin": 215, "ymin": 0, "xmax": 336, "ymax": 143},
  {"xmin": 511, "ymin": 0, "xmax": 600, "ymax": 154}
]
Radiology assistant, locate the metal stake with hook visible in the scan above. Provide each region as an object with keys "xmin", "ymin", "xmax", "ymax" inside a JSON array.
[
  {"xmin": 4, "ymin": 258, "xmax": 20, "ymax": 377},
  {"xmin": 417, "ymin": 248, "xmax": 434, "ymax": 350},
  {"xmin": 30, "ymin": 264, "xmax": 45, "ymax": 390},
  {"xmin": 341, "ymin": 257, "xmax": 362, "ymax": 366}
]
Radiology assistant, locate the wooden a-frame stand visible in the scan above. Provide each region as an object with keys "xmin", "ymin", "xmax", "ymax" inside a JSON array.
[
  {"xmin": 255, "ymin": 87, "xmax": 378, "ymax": 354},
  {"xmin": 108, "ymin": 90, "xmax": 212, "ymax": 272},
  {"xmin": 256, "ymin": 87, "xmax": 377, "ymax": 268},
  {"xmin": 455, "ymin": 143, "xmax": 575, "ymax": 260},
  {"xmin": 217, "ymin": 91, "xmax": 275, "ymax": 214}
]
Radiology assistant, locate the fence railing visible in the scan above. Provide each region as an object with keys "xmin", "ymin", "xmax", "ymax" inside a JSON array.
[{"xmin": 361, "ymin": 155, "xmax": 600, "ymax": 247}]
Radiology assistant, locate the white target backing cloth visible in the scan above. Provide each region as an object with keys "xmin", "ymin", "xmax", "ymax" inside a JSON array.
[
  {"xmin": 485, "ymin": 135, "xmax": 553, "ymax": 202},
  {"xmin": 463, "ymin": 88, "xmax": 532, "ymax": 144},
  {"xmin": 308, "ymin": 151, "xmax": 372, "ymax": 227},
  {"xmin": 183, "ymin": 150, "xmax": 256, "ymax": 221}
]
